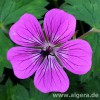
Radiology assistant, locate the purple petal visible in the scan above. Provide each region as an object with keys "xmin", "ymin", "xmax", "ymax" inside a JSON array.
[
  {"xmin": 9, "ymin": 13, "xmax": 45, "ymax": 47},
  {"xmin": 44, "ymin": 9, "xmax": 76, "ymax": 45},
  {"xmin": 34, "ymin": 56, "xmax": 69, "ymax": 93},
  {"xmin": 56, "ymin": 39, "xmax": 92, "ymax": 75},
  {"xmin": 7, "ymin": 47, "xmax": 43, "ymax": 79}
]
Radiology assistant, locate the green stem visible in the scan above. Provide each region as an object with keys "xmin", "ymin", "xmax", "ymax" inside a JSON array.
[
  {"xmin": 73, "ymin": 30, "xmax": 79, "ymax": 39},
  {"xmin": 78, "ymin": 28, "xmax": 100, "ymax": 39}
]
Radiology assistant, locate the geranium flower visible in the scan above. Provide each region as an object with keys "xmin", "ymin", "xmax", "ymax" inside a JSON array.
[{"xmin": 7, "ymin": 9, "xmax": 92, "ymax": 93}]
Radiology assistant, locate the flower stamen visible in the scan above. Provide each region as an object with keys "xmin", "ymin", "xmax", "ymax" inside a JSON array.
[{"xmin": 40, "ymin": 46, "xmax": 53, "ymax": 57}]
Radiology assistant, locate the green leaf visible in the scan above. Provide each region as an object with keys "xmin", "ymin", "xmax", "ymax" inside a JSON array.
[
  {"xmin": 0, "ymin": 79, "xmax": 14, "ymax": 100},
  {"xmin": 84, "ymin": 77, "xmax": 100, "ymax": 100},
  {"xmin": 11, "ymin": 84, "xmax": 29, "ymax": 100},
  {"xmin": 5, "ymin": 78, "xmax": 13, "ymax": 100},
  {"xmin": 61, "ymin": 0, "xmax": 100, "ymax": 29},
  {"xmin": 0, "ymin": 79, "xmax": 30, "ymax": 100},
  {"xmin": 0, "ymin": 0, "xmax": 48, "ymax": 26},
  {"xmin": 91, "ymin": 34, "xmax": 100, "ymax": 77},
  {"xmin": 20, "ymin": 78, "xmax": 31, "ymax": 89},
  {"xmin": 0, "ymin": 85, "xmax": 6, "ymax": 100},
  {"xmin": 0, "ymin": 30, "xmax": 14, "ymax": 76},
  {"xmin": 0, "ymin": 64, "xmax": 4, "ymax": 76}
]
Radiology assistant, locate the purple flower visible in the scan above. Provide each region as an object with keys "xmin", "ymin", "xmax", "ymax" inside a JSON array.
[{"xmin": 7, "ymin": 9, "xmax": 92, "ymax": 93}]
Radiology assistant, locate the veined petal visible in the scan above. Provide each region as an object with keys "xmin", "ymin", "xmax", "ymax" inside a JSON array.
[
  {"xmin": 34, "ymin": 56, "xmax": 69, "ymax": 93},
  {"xmin": 9, "ymin": 13, "xmax": 45, "ymax": 47},
  {"xmin": 56, "ymin": 39, "xmax": 92, "ymax": 75},
  {"xmin": 43, "ymin": 9, "xmax": 76, "ymax": 44},
  {"xmin": 7, "ymin": 47, "xmax": 43, "ymax": 79}
]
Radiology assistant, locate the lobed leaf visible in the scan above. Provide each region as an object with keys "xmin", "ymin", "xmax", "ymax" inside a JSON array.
[{"xmin": 0, "ymin": 0, "xmax": 48, "ymax": 26}]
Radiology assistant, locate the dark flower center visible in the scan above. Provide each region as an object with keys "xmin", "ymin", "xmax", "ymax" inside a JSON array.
[{"xmin": 40, "ymin": 46, "xmax": 53, "ymax": 57}]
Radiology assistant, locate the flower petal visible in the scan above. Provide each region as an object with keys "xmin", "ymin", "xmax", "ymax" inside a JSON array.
[
  {"xmin": 7, "ymin": 47, "xmax": 43, "ymax": 79},
  {"xmin": 9, "ymin": 13, "xmax": 45, "ymax": 47},
  {"xmin": 56, "ymin": 39, "xmax": 92, "ymax": 75},
  {"xmin": 44, "ymin": 9, "xmax": 76, "ymax": 45},
  {"xmin": 34, "ymin": 56, "xmax": 69, "ymax": 93}
]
